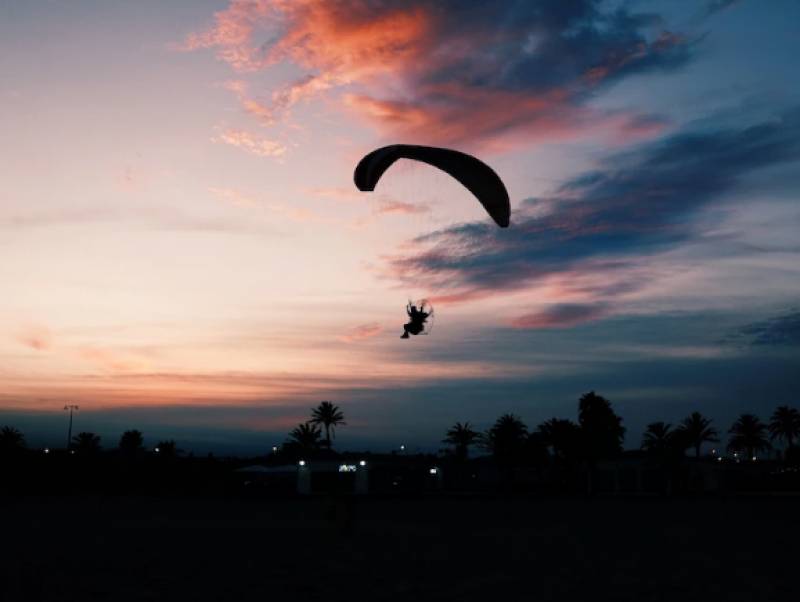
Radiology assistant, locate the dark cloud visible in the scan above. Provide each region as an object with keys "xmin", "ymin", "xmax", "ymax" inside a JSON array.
[
  {"xmin": 387, "ymin": 108, "xmax": 800, "ymax": 299},
  {"xmin": 511, "ymin": 303, "xmax": 611, "ymax": 329},
  {"xmin": 362, "ymin": 0, "xmax": 695, "ymax": 145},
  {"xmin": 704, "ymin": 0, "xmax": 742, "ymax": 17},
  {"xmin": 737, "ymin": 310, "xmax": 800, "ymax": 346},
  {"xmin": 426, "ymin": 1, "xmax": 693, "ymax": 92}
]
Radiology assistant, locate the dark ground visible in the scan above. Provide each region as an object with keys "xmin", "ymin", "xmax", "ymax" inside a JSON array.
[{"xmin": 1, "ymin": 494, "xmax": 797, "ymax": 601}]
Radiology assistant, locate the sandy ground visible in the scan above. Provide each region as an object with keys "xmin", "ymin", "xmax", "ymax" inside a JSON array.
[{"xmin": 1, "ymin": 494, "xmax": 796, "ymax": 601}]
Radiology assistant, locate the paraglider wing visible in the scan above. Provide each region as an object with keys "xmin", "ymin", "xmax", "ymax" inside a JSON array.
[{"xmin": 354, "ymin": 144, "xmax": 510, "ymax": 228}]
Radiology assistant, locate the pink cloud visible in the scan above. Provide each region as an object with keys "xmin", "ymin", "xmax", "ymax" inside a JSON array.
[
  {"xmin": 195, "ymin": 0, "xmax": 429, "ymax": 81},
  {"xmin": 213, "ymin": 128, "xmax": 286, "ymax": 157},
  {"xmin": 211, "ymin": 186, "xmax": 327, "ymax": 222},
  {"xmin": 344, "ymin": 85, "xmax": 588, "ymax": 149},
  {"xmin": 347, "ymin": 86, "xmax": 671, "ymax": 150},
  {"xmin": 427, "ymin": 289, "xmax": 494, "ymax": 306},
  {"xmin": 16, "ymin": 324, "xmax": 53, "ymax": 351},
  {"xmin": 79, "ymin": 347, "xmax": 149, "ymax": 372},
  {"xmin": 306, "ymin": 187, "xmax": 363, "ymax": 202},
  {"xmin": 221, "ymin": 80, "xmax": 275, "ymax": 124},
  {"xmin": 185, "ymin": 1, "xmax": 687, "ymax": 149},
  {"xmin": 187, "ymin": 0, "xmax": 429, "ymax": 92},
  {"xmin": 339, "ymin": 323, "xmax": 383, "ymax": 343},
  {"xmin": 376, "ymin": 200, "xmax": 430, "ymax": 216},
  {"xmin": 264, "ymin": 202, "xmax": 324, "ymax": 223},
  {"xmin": 209, "ymin": 186, "xmax": 259, "ymax": 207},
  {"xmin": 183, "ymin": 0, "xmax": 277, "ymax": 71}
]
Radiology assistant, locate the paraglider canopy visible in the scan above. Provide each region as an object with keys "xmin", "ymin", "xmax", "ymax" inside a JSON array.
[{"xmin": 354, "ymin": 144, "xmax": 510, "ymax": 228}]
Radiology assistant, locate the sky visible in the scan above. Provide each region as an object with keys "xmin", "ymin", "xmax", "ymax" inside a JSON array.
[{"xmin": 1, "ymin": 0, "xmax": 799, "ymax": 454}]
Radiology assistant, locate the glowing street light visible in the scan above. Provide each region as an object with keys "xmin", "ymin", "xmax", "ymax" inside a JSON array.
[
  {"xmin": 359, "ymin": 460, "xmax": 366, "ymax": 467},
  {"xmin": 298, "ymin": 460, "xmax": 306, "ymax": 467}
]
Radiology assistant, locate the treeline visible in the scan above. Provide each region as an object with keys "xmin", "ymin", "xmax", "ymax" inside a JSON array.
[
  {"xmin": 1, "ymin": 392, "xmax": 798, "ymax": 465},
  {"xmin": 0, "ymin": 426, "xmax": 179, "ymax": 458},
  {"xmin": 440, "ymin": 392, "xmax": 799, "ymax": 466}
]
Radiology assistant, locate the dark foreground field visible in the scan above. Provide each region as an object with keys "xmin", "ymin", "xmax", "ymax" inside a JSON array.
[{"xmin": 2, "ymin": 494, "xmax": 797, "ymax": 601}]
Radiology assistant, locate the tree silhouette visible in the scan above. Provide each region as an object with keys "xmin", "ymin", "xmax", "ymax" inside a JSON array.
[
  {"xmin": 537, "ymin": 418, "xmax": 581, "ymax": 461},
  {"xmin": 677, "ymin": 412, "xmax": 718, "ymax": 459},
  {"xmin": 72, "ymin": 432, "xmax": 101, "ymax": 454},
  {"xmin": 310, "ymin": 401, "xmax": 345, "ymax": 449},
  {"xmin": 524, "ymin": 431, "xmax": 550, "ymax": 469},
  {"xmin": 118, "ymin": 430, "xmax": 144, "ymax": 456},
  {"xmin": 443, "ymin": 422, "xmax": 480, "ymax": 461},
  {"xmin": 578, "ymin": 391, "xmax": 625, "ymax": 460},
  {"xmin": 641, "ymin": 422, "xmax": 674, "ymax": 453},
  {"xmin": 155, "ymin": 440, "xmax": 178, "ymax": 458},
  {"xmin": 482, "ymin": 414, "xmax": 528, "ymax": 467},
  {"xmin": 288, "ymin": 422, "xmax": 322, "ymax": 453},
  {"xmin": 769, "ymin": 405, "xmax": 800, "ymax": 450},
  {"xmin": 728, "ymin": 414, "xmax": 771, "ymax": 459},
  {"xmin": 0, "ymin": 426, "xmax": 26, "ymax": 453}
]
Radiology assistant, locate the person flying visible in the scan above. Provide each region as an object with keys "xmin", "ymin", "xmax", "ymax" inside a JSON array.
[{"xmin": 401, "ymin": 301, "xmax": 430, "ymax": 339}]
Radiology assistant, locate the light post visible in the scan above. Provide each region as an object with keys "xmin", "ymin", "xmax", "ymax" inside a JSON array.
[{"xmin": 64, "ymin": 404, "xmax": 79, "ymax": 449}]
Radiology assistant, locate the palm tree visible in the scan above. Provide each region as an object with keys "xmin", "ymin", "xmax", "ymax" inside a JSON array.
[
  {"xmin": 525, "ymin": 431, "xmax": 550, "ymax": 469},
  {"xmin": 537, "ymin": 418, "xmax": 581, "ymax": 461},
  {"xmin": 288, "ymin": 422, "xmax": 322, "ymax": 452},
  {"xmin": 310, "ymin": 401, "xmax": 345, "ymax": 449},
  {"xmin": 728, "ymin": 414, "xmax": 771, "ymax": 460},
  {"xmin": 677, "ymin": 412, "xmax": 719, "ymax": 458},
  {"xmin": 769, "ymin": 406, "xmax": 800, "ymax": 450},
  {"xmin": 641, "ymin": 422, "xmax": 674, "ymax": 453},
  {"xmin": 0, "ymin": 426, "xmax": 26, "ymax": 453},
  {"xmin": 71, "ymin": 432, "xmax": 101, "ymax": 454},
  {"xmin": 482, "ymin": 414, "xmax": 528, "ymax": 466},
  {"xmin": 443, "ymin": 422, "xmax": 480, "ymax": 461},
  {"xmin": 118, "ymin": 430, "xmax": 144, "ymax": 455}
]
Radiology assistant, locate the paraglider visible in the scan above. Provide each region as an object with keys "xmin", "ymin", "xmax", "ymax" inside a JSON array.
[
  {"xmin": 401, "ymin": 300, "xmax": 433, "ymax": 339},
  {"xmin": 354, "ymin": 144, "xmax": 510, "ymax": 228},
  {"xmin": 354, "ymin": 144, "xmax": 509, "ymax": 340}
]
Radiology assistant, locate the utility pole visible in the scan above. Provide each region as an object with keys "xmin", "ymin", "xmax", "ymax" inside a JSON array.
[{"xmin": 64, "ymin": 405, "xmax": 79, "ymax": 449}]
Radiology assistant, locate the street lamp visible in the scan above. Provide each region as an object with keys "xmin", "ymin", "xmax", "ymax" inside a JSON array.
[{"xmin": 63, "ymin": 404, "xmax": 79, "ymax": 449}]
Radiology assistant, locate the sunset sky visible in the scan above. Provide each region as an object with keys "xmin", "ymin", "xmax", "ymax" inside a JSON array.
[{"xmin": 2, "ymin": 0, "xmax": 799, "ymax": 454}]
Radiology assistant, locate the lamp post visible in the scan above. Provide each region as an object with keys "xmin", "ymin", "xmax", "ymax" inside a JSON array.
[{"xmin": 64, "ymin": 405, "xmax": 79, "ymax": 449}]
